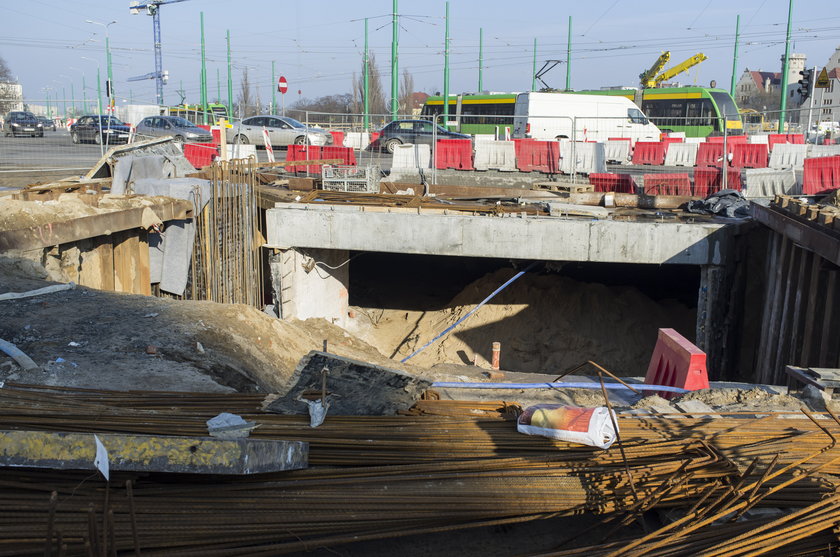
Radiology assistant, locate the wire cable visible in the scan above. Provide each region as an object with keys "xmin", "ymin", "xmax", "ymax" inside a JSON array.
[{"xmin": 401, "ymin": 261, "xmax": 539, "ymax": 363}]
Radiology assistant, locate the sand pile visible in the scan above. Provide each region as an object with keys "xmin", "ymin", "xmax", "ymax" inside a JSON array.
[{"xmin": 355, "ymin": 269, "xmax": 696, "ymax": 376}]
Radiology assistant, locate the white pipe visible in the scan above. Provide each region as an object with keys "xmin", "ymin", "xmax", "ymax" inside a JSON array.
[
  {"xmin": 0, "ymin": 338, "xmax": 39, "ymax": 371},
  {"xmin": 0, "ymin": 282, "xmax": 75, "ymax": 302}
]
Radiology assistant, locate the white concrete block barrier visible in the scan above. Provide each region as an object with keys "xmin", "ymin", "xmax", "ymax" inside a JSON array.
[
  {"xmin": 769, "ymin": 144, "xmax": 808, "ymax": 170},
  {"xmin": 343, "ymin": 132, "xmax": 371, "ymax": 150},
  {"xmin": 473, "ymin": 140, "xmax": 517, "ymax": 171},
  {"xmin": 560, "ymin": 141, "xmax": 607, "ymax": 175},
  {"xmin": 604, "ymin": 140, "xmax": 631, "ymax": 164},
  {"xmin": 226, "ymin": 143, "xmax": 257, "ymax": 160},
  {"xmin": 748, "ymin": 134, "xmax": 770, "ymax": 144},
  {"xmin": 743, "ymin": 168, "xmax": 798, "ymax": 198},
  {"xmin": 807, "ymin": 144, "xmax": 840, "ymax": 158},
  {"xmin": 663, "ymin": 142, "xmax": 699, "ymax": 167},
  {"xmin": 391, "ymin": 143, "xmax": 431, "ymax": 169}
]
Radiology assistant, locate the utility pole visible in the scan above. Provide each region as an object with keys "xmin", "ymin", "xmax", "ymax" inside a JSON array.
[
  {"xmin": 391, "ymin": 0, "xmax": 398, "ymax": 120},
  {"xmin": 443, "ymin": 1, "xmax": 450, "ymax": 121},
  {"xmin": 806, "ymin": 65, "xmax": 816, "ymax": 137},
  {"xmin": 478, "ymin": 28, "xmax": 484, "ymax": 92},
  {"xmin": 778, "ymin": 0, "xmax": 794, "ymax": 133},
  {"xmin": 363, "ymin": 18, "xmax": 370, "ymax": 131},
  {"xmin": 566, "ymin": 16, "xmax": 572, "ymax": 91},
  {"xmin": 96, "ymin": 67, "xmax": 103, "ymax": 115},
  {"xmin": 106, "ymin": 35, "xmax": 113, "ymax": 110},
  {"xmin": 200, "ymin": 12, "xmax": 208, "ymax": 124},
  {"xmin": 531, "ymin": 38, "xmax": 537, "ymax": 91},
  {"xmin": 271, "ymin": 60, "xmax": 276, "ymax": 115},
  {"xmin": 226, "ymin": 30, "xmax": 233, "ymax": 118},
  {"xmin": 730, "ymin": 14, "xmax": 740, "ymax": 96},
  {"xmin": 216, "ymin": 68, "xmax": 221, "ymax": 103}
]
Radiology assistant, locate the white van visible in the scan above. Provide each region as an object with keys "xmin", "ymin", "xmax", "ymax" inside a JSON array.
[{"xmin": 512, "ymin": 92, "xmax": 661, "ymax": 143}]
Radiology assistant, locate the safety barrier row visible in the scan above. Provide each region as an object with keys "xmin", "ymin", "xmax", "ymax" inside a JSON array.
[
  {"xmin": 803, "ymin": 155, "xmax": 840, "ymax": 195},
  {"xmin": 589, "ymin": 168, "xmax": 743, "ymax": 197},
  {"xmin": 183, "ymin": 143, "xmax": 219, "ymax": 169},
  {"xmin": 285, "ymin": 145, "xmax": 357, "ymax": 174}
]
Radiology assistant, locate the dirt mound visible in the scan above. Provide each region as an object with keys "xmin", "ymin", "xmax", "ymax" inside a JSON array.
[
  {"xmin": 675, "ymin": 387, "xmax": 803, "ymax": 412},
  {"xmin": 0, "ymin": 273, "xmax": 395, "ymax": 393},
  {"xmin": 354, "ymin": 269, "xmax": 696, "ymax": 376}
]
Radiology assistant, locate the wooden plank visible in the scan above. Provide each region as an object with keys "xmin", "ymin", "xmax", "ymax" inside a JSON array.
[
  {"xmin": 788, "ymin": 249, "xmax": 813, "ymax": 367},
  {"xmin": 0, "ymin": 199, "xmax": 193, "ymax": 251},
  {"xmin": 756, "ymin": 233, "xmax": 781, "ymax": 384},
  {"xmin": 772, "ymin": 244, "xmax": 802, "ymax": 383},
  {"xmin": 112, "ymin": 230, "xmax": 134, "ymax": 294},
  {"xmin": 762, "ymin": 236, "xmax": 792, "ymax": 384},
  {"xmin": 136, "ymin": 230, "xmax": 152, "ymax": 296}
]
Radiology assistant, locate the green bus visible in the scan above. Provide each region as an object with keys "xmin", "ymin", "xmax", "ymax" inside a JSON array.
[
  {"xmin": 578, "ymin": 87, "xmax": 743, "ymax": 138},
  {"xmin": 169, "ymin": 103, "xmax": 229, "ymax": 125},
  {"xmin": 420, "ymin": 93, "xmax": 517, "ymax": 135}
]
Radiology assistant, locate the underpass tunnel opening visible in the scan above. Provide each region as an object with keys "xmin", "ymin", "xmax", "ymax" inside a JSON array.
[{"xmin": 348, "ymin": 253, "xmax": 700, "ymax": 377}]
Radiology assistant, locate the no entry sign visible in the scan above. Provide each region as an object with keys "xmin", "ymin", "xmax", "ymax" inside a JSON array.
[{"xmin": 277, "ymin": 76, "xmax": 288, "ymax": 94}]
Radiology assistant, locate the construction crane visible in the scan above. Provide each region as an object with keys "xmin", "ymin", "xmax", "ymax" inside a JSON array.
[
  {"xmin": 128, "ymin": 0, "xmax": 190, "ymax": 106},
  {"xmin": 641, "ymin": 52, "xmax": 708, "ymax": 88}
]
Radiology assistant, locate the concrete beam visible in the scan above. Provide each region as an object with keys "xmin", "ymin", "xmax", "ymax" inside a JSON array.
[
  {"xmin": 265, "ymin": 203, "xmax": 734, "ymax": 265},
  {"xmin": 0, "ymin": 430, "xmax": 307, "ymax": 475}
]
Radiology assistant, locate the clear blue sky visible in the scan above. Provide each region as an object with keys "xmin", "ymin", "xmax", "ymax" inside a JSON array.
[{"xmin": 2, "ymin": 0, "xmax": 839, "ymax": 107}]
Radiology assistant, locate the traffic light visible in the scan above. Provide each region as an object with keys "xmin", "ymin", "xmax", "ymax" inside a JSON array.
[{"xmin": 797, "ymin": 69, "xmax": 813, "ymax": 100}]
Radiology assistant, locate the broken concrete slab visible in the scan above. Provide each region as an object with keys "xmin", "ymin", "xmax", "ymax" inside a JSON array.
[
  {"xmin": 268, "ymin": 351, "xmax": 431, "ymax": 416},
  {"xmin": 0, "ymin": 430, "xmax": 308, "ymax": 475},
  {"xmin": 674, "ymin": 399, "xmax": 720, "ymax": 419}
]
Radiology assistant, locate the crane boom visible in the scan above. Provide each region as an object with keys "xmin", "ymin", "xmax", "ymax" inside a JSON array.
[
  {"xmin": 129, "ymin": 0, "xmax": 191, "ymax": 105},
  {"xmin": 639, "ymin": 52, "xmax": 671, "ymax": 88},
  {"xmin": 651, "ymin": 53, "xmax": 708, "ymax": 87}
]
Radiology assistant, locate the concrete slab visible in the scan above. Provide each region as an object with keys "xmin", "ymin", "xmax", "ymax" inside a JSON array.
[
  {"xmin": 265, "ymin": 203, "xmax": 734, "ymax": 265},
  {"xmin": 0, "ymin": 430, "xmax": 308, "ymax": 475}
]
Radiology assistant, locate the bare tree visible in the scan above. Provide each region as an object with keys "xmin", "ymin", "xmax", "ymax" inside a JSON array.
[
  {"xmin": 398, "ymin": 69, "xmax": 415, "ymax": 113},
  {"xmin": 352, "ymin": 52, "xmax": 386, "ymax": 116},
  {"xmin": 0, "ymin": 54, "xmax": 22, "ymax": 115},
  {"xmin": 236, "ymin": 67, "xmax": 257, "ymax": 118}
]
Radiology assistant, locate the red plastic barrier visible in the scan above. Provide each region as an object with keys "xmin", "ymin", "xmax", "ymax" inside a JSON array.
[
  {"xmin": 693, "ymin": 167, "xmax": 742, "ymax": 196},
  {"xmin": 329, "ymin": 130, "xmax": 345, "ymax": 147},
  {"xmin": 589, "ymin": 173, "xmax": 636, "ymax": 193},
  {"xmin": 662, "ymin": 136, "xmax": 684, "ymax": 150},
  {"xmin": 513, "ymin": 139, "xmax": 559, "ymax": 173},
  {"xmin": 730, "ymin": 143, "xmax": 769, "ymax": 169},
  {"xmin": 321, "ymin": 145, "xmax": 357, "ymax": 166},
  {"xmin": 802, "ymin": 155, "xmax": 840, "ymax": 195},
  {"xmin": 631, "ymin": 142, "xmax": 666, "ymax": 165},
  {"xmin": 211, "ymin": 128, "xmax": 221, "ymax": 145},
  {"xmin": 768, "ymin": 133, "xmax": 804, "ymax": 149},
  {"xmin": 435, "ymin": 139, "xmax": 474, "ymax": 170},
  {"xmin": 286, "ymin": 144, "xmax": 323, "ymax": 174},
  {"xmin": 644, "ymin": 328, "xmax": 709, "ymax": 400},
  {"xmin": 183, "ymin": 143, "xmax": 218, "ymax": 169},
  {"xmin": 643, "ymin": 173, "xmax": 692, "ymax": 196},
  {"xmin": 696, "ymin": 142, "xmax": 725, "ymax": 168},
  {"xmin": 196, "ymin": 124, "xmax": 211, "ymax": 132},
  {"xmin": 369, "ymin": 132, "xmax": 381, "ymax": 147}
]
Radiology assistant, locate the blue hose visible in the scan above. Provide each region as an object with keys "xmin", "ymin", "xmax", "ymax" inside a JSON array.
[
  {"xmin": 430, "ymin": 381, "xmax": 688, "ymax": 394},
  {"xmin": 401, "ymin": 262, "xmax": 539, "ymax": 363}
]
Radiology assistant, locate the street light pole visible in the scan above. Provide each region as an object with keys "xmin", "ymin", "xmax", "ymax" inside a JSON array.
[{"xmin": 86, "ymin": 20, "xmax": 116, "ymax": 112}]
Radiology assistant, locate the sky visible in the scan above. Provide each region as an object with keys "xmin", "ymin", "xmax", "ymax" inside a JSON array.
[{"xmin": 2, "ymin": 0, "xmax": 840, "ymax": 109}]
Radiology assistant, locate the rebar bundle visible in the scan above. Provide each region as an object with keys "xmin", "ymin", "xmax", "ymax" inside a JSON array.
[{"xmin": 0, "ymin": 385, "xmax": 839, "ymax": 556}]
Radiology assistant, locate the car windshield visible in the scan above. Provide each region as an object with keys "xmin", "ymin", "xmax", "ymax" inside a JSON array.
[
  {"xmin": 282, "ymin": 117, "xmax": 306, "ymax": 129},
  {"xmin": 97, "ymin": 116, "xmax": 125, "ymax": 126},
  {"xmin": 167, "ymin": 117, "xmax": 195, "ymax": 128}
]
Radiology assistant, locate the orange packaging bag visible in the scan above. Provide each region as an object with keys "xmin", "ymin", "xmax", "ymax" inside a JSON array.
[{"xmin": 516, "ymin": 405, "xmax": 617, "ymax": 449}]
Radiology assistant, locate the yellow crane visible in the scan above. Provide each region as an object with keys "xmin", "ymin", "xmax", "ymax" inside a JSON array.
[{"xmin": 641, "ymin": 52, "xmax": 708, "ymax": 88}]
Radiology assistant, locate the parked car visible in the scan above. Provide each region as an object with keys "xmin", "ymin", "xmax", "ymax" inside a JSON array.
[
  {"xmin": 4, "ymin": 111, "xmax": 43, "ymax": 137},
  {"xmin": 36, "ymin": 116, "xmax": 57, "ymax": 132},
  {"xmin": 377, "ymin": 119, "xmax": 471, "ymax": 153},
  {"xmin": 227, "ymin": 115, "xmax": 333, "ymax": 147},
  {"xmin": 70, "ymin": 115, "xmax": 132, "ymax": 144},
  {"xmin": 135, "ymin": 115, "xmax": 213, "ymax": 143}
]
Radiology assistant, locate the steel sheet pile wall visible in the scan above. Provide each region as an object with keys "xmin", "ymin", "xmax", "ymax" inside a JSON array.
[
  {"xmin": 752, "ymin": 196, "xmax": 840, "ymax": 385},
  {"xmin": 0, "ymin": 386, "xmax": 839, "ymax": 555}
]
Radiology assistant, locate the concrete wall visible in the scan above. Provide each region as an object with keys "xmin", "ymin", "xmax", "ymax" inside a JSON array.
[
  {"xmin": 265, "ymin": 203, "xmax": 734, "ymax": 266},
  {"xmin": 269, "ymin": 248, "xmax": 349, "ymax": 327}
]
